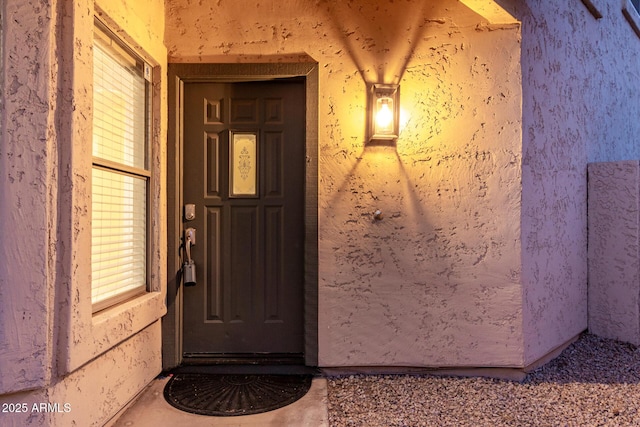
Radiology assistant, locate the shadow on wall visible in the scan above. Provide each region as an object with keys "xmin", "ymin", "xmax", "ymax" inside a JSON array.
[
  {"xmin": 326, "ymin": 144, "xmax": 429, "ymax": 221},
  {"xmin": 318, "ymin": 0, "xmax": 456, "ymax": 85},
  {"xmin": 323, "ymin": 143, "xmax": 453, "ymax": 285}
]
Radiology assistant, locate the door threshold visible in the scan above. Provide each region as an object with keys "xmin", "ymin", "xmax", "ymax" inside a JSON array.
[
  {"xmin": 181, "ymin": 352, "xmax": 305, "ymax": 366},
  {"xmin": 176, "ymin": 353, "xmax": 314, "ymax": 375},
  {"xmin": 169, "ymin": 364, "xmax": 319, "ymax": 376}
]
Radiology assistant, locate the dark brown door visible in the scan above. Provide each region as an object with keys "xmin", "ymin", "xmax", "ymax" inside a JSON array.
[{"xmin": 182, "ymin": 80, "xmax": 305, "ymax": 360}]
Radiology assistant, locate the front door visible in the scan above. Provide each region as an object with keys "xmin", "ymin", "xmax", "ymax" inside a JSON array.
[{"xmin": 181, "ymin": 79, "xmax": 306, "ymax": 361}]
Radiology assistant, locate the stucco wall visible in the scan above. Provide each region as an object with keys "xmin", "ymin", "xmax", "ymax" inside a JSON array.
[
  {"xmin": 588, "ymin": 161, "xmax": 640, "ymax": 346},
  {"xmin": 318, "ymin": 27, "xmax": 523, "ymax": 367},
  {"xmin": 0, "ymin": 0, "xmax": 58, "ymax": 395},
  {"xmin": 503, "ymin": 0, "xmax": 640, "ymax": 364},
  {"xmin": 0, "ymin": 0, "xmax": 167, "ymax": 425},
  {"xmin": 58, "ymin": 0, "xmax": 168, "ymax": 374},
  {"xmin": 165, "ymin": 0, "xmax": 524, "ymax": 368},
  {"xmin": 0, "ymin": 323, "xmax": 161, "ymax": 427}
]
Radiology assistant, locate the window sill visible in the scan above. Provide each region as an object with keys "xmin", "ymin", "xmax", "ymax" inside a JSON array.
[{"xmin": 64, "ymin": 291, "xmax": 166, "ymax": 373}]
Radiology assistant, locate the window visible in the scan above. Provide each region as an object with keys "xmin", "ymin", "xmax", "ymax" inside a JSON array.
[{"xmin": 91, "ymin": 20, "xmax": 151, "ymax": 312}]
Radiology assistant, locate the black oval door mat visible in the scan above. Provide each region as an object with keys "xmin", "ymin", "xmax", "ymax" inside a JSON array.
[{"xmin": 163, "ymin": 373, "xmax": 313, "ymax": 416}]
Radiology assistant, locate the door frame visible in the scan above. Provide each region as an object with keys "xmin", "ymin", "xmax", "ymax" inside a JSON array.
[{"xmin": 163, "ymin": 63, "xmax": 319, "ymax": 369}]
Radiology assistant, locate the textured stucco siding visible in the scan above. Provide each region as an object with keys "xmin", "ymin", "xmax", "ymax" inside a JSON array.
[
  {"xmin": 165, "ymin": 0, "xmax": 524, "ymax": 367},
  {"xmin": 0, "ymin": 0, "xmax": 57, "ymax": 395},
  {"xmin": 588, "ymin": 161, "xmax": 640, "ymax": 346},
  {"xmin": 8, "ymin": 3, "xmax": 640, "ymax": 425},
  {"xmin": 507, "ymin": 0, "xmax": 640, "ymax": 364},
  {"xmin": 59, "ymin": 0, "xmax": 168, "ymax": 375},
  {"xmin": 317, "ymin": 27, "xmax": 523, "ymax": 367},
  {"xmin": 0, "ymin": 0, "xmax": 167, "ymax": 425},
  {"xmin": 0, "ymin": 322, "xmax": 162, "ymax": 427}
]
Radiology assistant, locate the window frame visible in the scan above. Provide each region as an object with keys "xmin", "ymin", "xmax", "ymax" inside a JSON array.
[{"xmin": 91, "ymin": 18, "xmax": 153, "ymax": 313}]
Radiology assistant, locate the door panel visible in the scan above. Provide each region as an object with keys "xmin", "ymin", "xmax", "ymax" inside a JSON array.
[
  {"xmin": 206, "ymin": 207, "xmax": 222, "ymax": 321},
  {"xmin": 182, "ymin": 80, "xmax": 305, "ymax": 358},
  {"xmin": 205, "ymin": 133, "xmax": 220, "ymax": 196}
]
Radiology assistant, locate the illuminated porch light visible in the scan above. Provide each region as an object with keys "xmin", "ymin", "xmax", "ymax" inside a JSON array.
[
  {"xmin": 368, "ymin": 83, "xmax": 399, "ymax": 143},
  {"xmin": 376, "ymin": 98, "xmax": 393, "ymax": 131}
]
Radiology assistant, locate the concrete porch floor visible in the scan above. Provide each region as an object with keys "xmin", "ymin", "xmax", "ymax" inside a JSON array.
[{"xmin": 108, "ymin": 376, "xmax": 329, "ymax": 427}]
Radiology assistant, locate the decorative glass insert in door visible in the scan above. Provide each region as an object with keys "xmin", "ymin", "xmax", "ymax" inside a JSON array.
[{"xmin": 230, "ymin": 131, "xmax": 258, "ymax": 197}]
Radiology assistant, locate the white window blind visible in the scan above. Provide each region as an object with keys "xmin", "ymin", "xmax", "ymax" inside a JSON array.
[
  {"xmin": 91, "ymin": 22, "xmax": 150, "ymax": 311},
  {"xmin": 91, "ymin": 168, "xmax": 147, "ymax": 305},
  {"xmin": 93, "ymin": 26, "xmax": 147, "ymax": 169}
]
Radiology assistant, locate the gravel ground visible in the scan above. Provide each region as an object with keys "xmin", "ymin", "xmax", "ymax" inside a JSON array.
[{"xmin": 326, "ymin": 333, "xmax": 640, "ymax": 426}]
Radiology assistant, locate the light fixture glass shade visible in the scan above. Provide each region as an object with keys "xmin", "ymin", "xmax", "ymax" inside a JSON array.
[
  {"xmin": 368, "ymin": 83, "xmax": 399, "ymax": 142},
  {"xmin": 375, "ymin": 98, "xmax": 394, "ymax": 131}
]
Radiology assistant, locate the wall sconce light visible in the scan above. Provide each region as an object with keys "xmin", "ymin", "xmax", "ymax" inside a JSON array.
[{"xmin": 368, "ymin": 83, "xmax": 400, "ymax": 143}]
